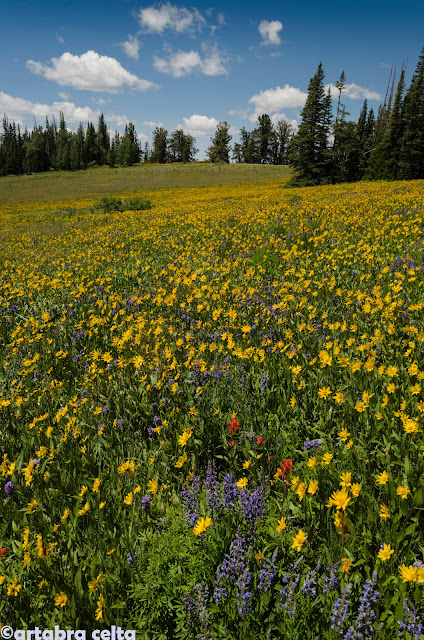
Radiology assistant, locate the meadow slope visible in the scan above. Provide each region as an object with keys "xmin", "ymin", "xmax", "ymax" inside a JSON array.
[{"xmin": 0, "ymin": 170, "xmax": 423, "ymax": 638}]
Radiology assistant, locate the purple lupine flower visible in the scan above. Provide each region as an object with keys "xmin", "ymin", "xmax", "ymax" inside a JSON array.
[
  {"xmin": 153, "ymin": 416, "xmax": 161, "ymax": 425},
  {"xmin": 193, "ymin": 583, "xmax": 209, "ymax": 628},
  {"xmin": 279, "ymin": 557, "xmax": 303, "ymax": 617},
  {"xmin": 323, "ymin": 563, "xmax": 339, "ymax": 594},
  {"xmin": 4, "ymin": 481, "xmax": 15, "ymax": 496},
  {"xmin": 240, "ymin": 481, "xmax": 267, "ymax": 538},
  {"xmin": 258, "ymin": 548, "xmax": 278, "ymax": 592},
  {"xmin": 398, "ymin": 599, "xmax": 422, "ymax": 639},
  {"xmin": 214, "ymin": 528, "xmax": 247, "ymax": 603},
  {"xmin": 222, "ymin": 473, "xmax": 239, "ymax": 511},
  {"xmin": 302, "ymin": 562, "xmax": 321, "ymax": 599},
  {"xmin": 141, "ymin": 495, "xmax": 151, "ymax": 510},
  {"xmin": 344, "ymin": 571, "xmax": 379, "ymax": 639},
  {"xmin": 127, "ymin": 552, "xmax": 138, "ymax": 566},
  {"xmin": 331, "ymin": 583, "xmax": 352, "ymax": 635},
  {"xmin": 182, "ymin": 591, "xmax": 195, "ymax": 629},
  {"xmin": 304, "ymin": 439, "xmax": 322, "ymax": 451},
  {"xmin": 205, "ymin": 462, "xmax": 221, "ymax": 514},
  {"xmin": 97, "ymin": 424, "xmax": 105, "ymax": 432},
  {"xmin": 236, "ymin": 564, "xmax": 252, "ymax": 617},
  {"xmin": 181, "ymin": 476, "xmax": 201, "ymax": 527},
  {"xmin": 102, "ymin": 404, "xmax": 110, "ymax": 415},
  {"xmin": 33, "ymin": 458, "xmax": 39, "ymax": 468}
]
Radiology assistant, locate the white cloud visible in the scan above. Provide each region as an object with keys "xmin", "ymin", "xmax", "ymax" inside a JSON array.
[
  {"xmin": 180, "ymin": 114, "xmax": 219, "ymax": 136},
  {"xmin": 153, "ymin": 50, "xmax": 202, "ymax": 77},
  {"xmin": 143, "ymin": 120, "xmax": 164, "ymax": 128},
  {"xmin": 201, "ymin": 44, "xmax": 228, "ymax": 76},
  {"xmin": 27, "ymin": 50, "xmax": 158, "ymax": 93},
  {"xmin": 228, "ymin": 108, "xmax": 249, "ymax": 119},
  {"xmin": 325, "ymin": 82, "xmax": 381, "ymax": 101},
  {"xmin": 120, "ymin": 35, "xmax": 140, "ymax": 60},
  {"xmin": 249, "ymin": 84, "xmax": 307, "ymax": 116},
  {"xmin": 258, "ymin": 20, "xmax": 283, "ymax": 46},
  {"xmin": 153, "ymin": 44, "xmax": 228, "ymax": 77},
  {"xmin": 56, "ymin": 32, "xmax": 64, "ymax": 44},
  {"xmin": 0, "ymin": 91, "xmax": 129, "ymax": 127},
  {"xmin": 139, "ymin": 2, "xmax": 205, "ymax": 34},
  {"xmin": 58, "ymin": 91, "xmax": 70, "ymax": 100}
]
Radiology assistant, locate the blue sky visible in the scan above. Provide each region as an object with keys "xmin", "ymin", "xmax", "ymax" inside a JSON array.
[{"xmin": 1, "ymin": 0, "xmax": 423, "ymax": 159}]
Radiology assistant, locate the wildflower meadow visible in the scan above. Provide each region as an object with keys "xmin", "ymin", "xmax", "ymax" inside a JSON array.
[{"xmin": 0, "ymin": 172, "xmax": 423, "ymax": 639}]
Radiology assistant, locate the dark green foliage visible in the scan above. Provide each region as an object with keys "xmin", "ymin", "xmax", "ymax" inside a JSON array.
[
  {"xmin": 399, "ymin": 47, "xmax": 424, "ymax": 179},
  {"xmin": 93, "ymin": 195, "xmax": 153, "ymax": 213},
  {"xmin": 207, "ymin": 121, "xmax": 232, "ymax": 163},
  {"xmin": 288, "ymin": 63, "xmax": 333, "ymax": 186},
  {"xmin": 0, "ymin": 113, "xmax": 142, "ymax": 176},
  {"xmin": 168, "ymin": 129, "xmax": 198, "ymax": 163},
  {"xmin": 152, "ymin": 127, "xmax": 169, "ymax": 164}
]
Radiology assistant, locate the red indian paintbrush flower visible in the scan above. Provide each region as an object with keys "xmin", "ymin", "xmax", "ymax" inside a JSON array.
[
  {"xmin": 280, "ymin": 459, "xmax": 293, "ymax": 479},
  {"xmin": 227, "ymin": 418, "xmax": 240, "ymax": 435}
]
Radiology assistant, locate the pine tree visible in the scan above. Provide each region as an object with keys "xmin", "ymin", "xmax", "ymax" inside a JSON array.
[
  {"xmin": 273, "ymin": 120, "xmax": 293, "ymax": 165},
  {"xmin": 151, "ymin": 127, "xmax": 168, "ymax": 163},
  {"xmin": 331, "ymin": 72, "xmax": 362, "ymax": 183},
  {"xmin": 206, "ymin": 122, "xmax": 232, "ymax": 162},
  {"xmin": 84, "ymin": 122, "xmax": 99, "ymax": 166},
  {"xmin": 399, "ymin": 47, "xmax": 424, "ymax": 179},
  {"xmin": 256, "ymin": 114, "xmax": 274, "ymax": 164},
  {"xmin": 97, "ymin": 114, "xmax": 110, "ymax": 165},
  {"xmin": 364, "ymin": 69, "xmax": 405, "ymax": 180},
  {"xmin": 55, "ymin": 112, "xmax": 70, "ymax": 170},
  {"xmin": 289, "ymin": 62, "xmax": 333, "ymax": 185}
]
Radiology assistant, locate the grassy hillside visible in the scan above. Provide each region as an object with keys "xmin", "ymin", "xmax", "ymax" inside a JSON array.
[{"xmin": 0, "ymin": 162, "xmax": 292, "ymax": 207}]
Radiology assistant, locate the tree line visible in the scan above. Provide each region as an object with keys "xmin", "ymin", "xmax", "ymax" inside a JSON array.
[
  {"xmin": 205, "ymin": 45, "xmax": 424, "ymax": 185},
  {"xmin": 287, "ymin": 44, "xmax": 424, "ymax": 185},
  {"xmin": 0, "ymin": 114, "xmax": 201, "ymax": 175},
  {"xmin": 1, "ymin": 45, "xmax": 423, "ymax": 183}
]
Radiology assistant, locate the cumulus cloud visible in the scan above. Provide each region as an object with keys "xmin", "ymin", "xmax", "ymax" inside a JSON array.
[
  {"xmin": 258, "ymin": 20, "xmax": 283, "ymax": 46},
  {"xmin": 153, "ymin": 44, "xmax": 228, "ymax": 77},
  {"xmin": 0, "ymin": 91, "xmax": 129, "ymax": 127},
  {"xmin": 249, "ymin": 84, "xmax": 307, "ymax": 116},
  {"xmin": 153, "ymin": 50, "xmax": 201, "ymax": 77},
  {"xmin": 120, "ymin": 35, "xmax": 141, "ymax": 60},
  {"xmin": 139, "ymin": 2, "xmax": 205, "ymax": 34},
  {"xmin": 325, "ymin": 82, "xmax": 381, "ymax": 101},
  {"xmin": 143, "ymin": 120, "xmax": 164, "ymax": 128},
  {"xmin": 26, "ymin": 50, "xmax": 158, "ymax": 93},
  {"xmin": 179, "ymin": 114, "xmax": 219, "ymax": 136}
]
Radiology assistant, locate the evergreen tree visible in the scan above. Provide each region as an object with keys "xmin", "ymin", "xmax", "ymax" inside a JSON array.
[
  {"xmin": 70, "ymin": 124, "xmax": 85, "ymax": 170},
  {"xmin": 289, "ymin": 62, "xmax": 333, "ymax": 185},
  {"xmin": 273, "ymin": 120, "xmax": 293, "ymax": 165},
  {"xmin": 256, "ymin": 114, "xmax": 274, "ymax": 164},
  {"xmin": 364, "ymin": 69, "xmax": 406, "ymax": 180},
  {"xmin": 151, "ymin": 127, "xmax": 168, "ymax": 163},
  {"xmin": 44, "ymin": 117, "xmax": 57, "ymax": 168},
  {"xmin": 231, "ymin": 142, "xmax": 243, "ymax": 163},
  {"xmin": 331, "ymin": 72, "xmax": 362, "ymax": 183},
  {"xmin": 206, "ymin": 122, "xmax": 232, "ymax": 162},
  {"xmin": 168, "ymin": 129, "xmax": 197, "ymax": 162},
  {"xmin": 239, "ymin": 127, "xmax": 254, "ymax": 163},
  {"xmin": 84, "ymin": 122, "xmax": 99, "ymax": 166},
  {"xmin": 399, "ymin": 47, "xmax": 424, "ymax": 179},
  {"xmin": 96, "ymin": 114, "xmax": 110, "ymax": 165},
  {"xmin": 124, "ymin": 123, "xmax": 141, "ymax": 164},
  {"xmin": 55, "ymin": 112, "xmax": 70, "ymax": 170}
]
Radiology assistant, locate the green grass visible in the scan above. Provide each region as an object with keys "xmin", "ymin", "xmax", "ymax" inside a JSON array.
[{"xmin": 0, "ymin": 162, "xmax": 292, "ymax": 206}]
